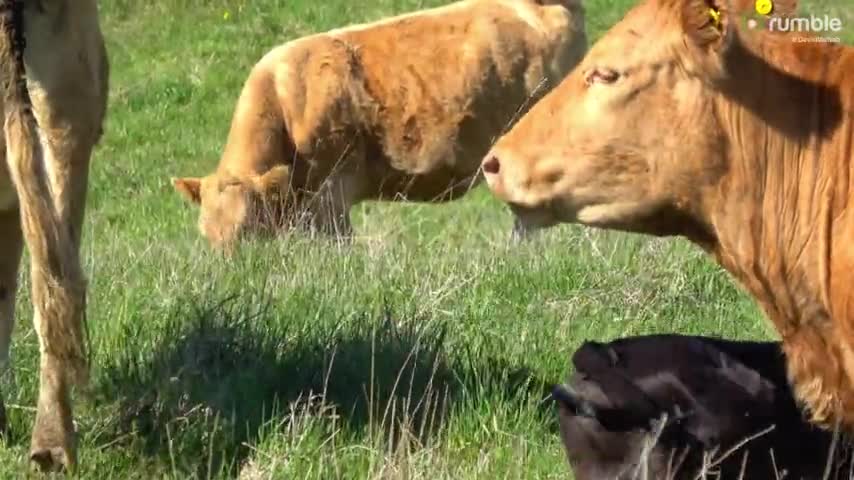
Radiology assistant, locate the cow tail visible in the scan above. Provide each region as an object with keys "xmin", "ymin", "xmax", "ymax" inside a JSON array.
[{"xmin": 0, "ymin": 0, "xmax": 89, "ymax": 386}]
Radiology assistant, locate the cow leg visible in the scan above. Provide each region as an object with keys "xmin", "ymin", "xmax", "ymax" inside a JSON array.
[
  {"xmin": 30, "ymin": 137, "xmax": 94, "ymax": 470},
  {"xmin": 306, "ymin": 172, "xmax": 361, "ymax": 239},
  {"xmin": 6, "ymin": 118, "xmax": 97, "ymax": 471},
  {"xmin": 510, "ymin": 216, "xmax": 544, "ymax": 243},
  {"xmin": 510, "ymin": 216, "xmax": 529, "ymax": 243},
  {"xmin": 302, "ymin": 137, "xmax": 373, "ymax": 241},
  {"xmin": 0, "ymin": 2, "xmax": 106, "ymax": 470},
  {"xmin": 0, "ymin": 206, "xmax": 23, "ymax": 437}
]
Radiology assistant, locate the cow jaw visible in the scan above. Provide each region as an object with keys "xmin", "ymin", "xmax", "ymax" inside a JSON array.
[{"xmin": 576, "ymin": 201, "xmax": 657, "ymax": 227}]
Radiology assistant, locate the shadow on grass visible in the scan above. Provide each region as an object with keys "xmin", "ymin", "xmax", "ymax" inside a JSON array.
[{"xmin": 93, "ymin": 291, "xmax": 552, "ymax": 478}]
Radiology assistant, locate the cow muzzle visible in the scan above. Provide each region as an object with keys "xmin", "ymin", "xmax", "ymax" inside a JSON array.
[
  {"xmin": 481, "ymin": 148, "xmax": 513, "ymax": 203},
  {"xmin": 482, "ymin": 147, "xmax": 569, "ymax": 231}
]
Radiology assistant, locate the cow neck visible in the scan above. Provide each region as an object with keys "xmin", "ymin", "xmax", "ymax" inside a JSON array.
[
  {"xmin": 704, "ymin": 31, "xmax": 854, "ymax": 340},
  {"xmin": 697, "ymin": 32, "xmax": 854, "ymax": 429},
  {"xmin": 217, "ymin": 68, "xmax": 289, "ymax": 180}
]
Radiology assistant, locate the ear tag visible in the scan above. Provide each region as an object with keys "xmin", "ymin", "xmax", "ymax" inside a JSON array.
[{"xmin": 709, "ymin": 8, "xmax": 722, "ymax": 30}]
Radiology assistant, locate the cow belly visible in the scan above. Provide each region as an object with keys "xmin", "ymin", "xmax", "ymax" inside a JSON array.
[{"xmin": 372, "ymin": 166, "xmax": 483, "ymax": 202}]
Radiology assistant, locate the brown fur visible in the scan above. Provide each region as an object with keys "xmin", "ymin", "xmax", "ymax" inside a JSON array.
[
  {"xmin": 173, "ymin": 0, "xmax": 588, "ymax": 249},
  {"xmin": 483, "ymin": 0, "xmax": 854, "ymax": 430},
  {"xmin": 0, "ymin": 0, "xmax": 108, "ymax": 471}
]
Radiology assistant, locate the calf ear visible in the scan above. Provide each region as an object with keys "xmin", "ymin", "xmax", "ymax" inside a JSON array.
[{"xmin": 173, "ymin": 177, "xmax": 203, "ymax": 204}]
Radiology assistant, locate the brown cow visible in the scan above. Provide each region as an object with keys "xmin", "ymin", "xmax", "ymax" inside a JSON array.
[
  {"xmin": 0, "ymin": 0, "xmax": 108, "ymax": 472},
  {"xmin": 481, "ymin": 0, "xmax": 854, "ymax": 431},
  {"xmin": 172, "ymin": 0, "xmax": 587, "ymax": 249}
]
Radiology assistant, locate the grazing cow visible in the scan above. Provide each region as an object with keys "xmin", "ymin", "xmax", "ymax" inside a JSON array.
[
  {"xmin": 552, "ymin": 335, "xmax": 852, "ymax": 479},
  {"xmin": 0, "ymin": 0, "xmax": 108, "ymax": 472},
  {"xmin": 482, "ymin": 0, "xmax": 854, "ymax": 431},
  {"xmin": 172, "ymin": 0, "xmax": 588, "ymax": 249}
]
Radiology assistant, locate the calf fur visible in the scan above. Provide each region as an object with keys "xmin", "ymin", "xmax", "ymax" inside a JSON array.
[{"xmin": 553, "ymin": 335, "xmax": 853, "ymax": 479}]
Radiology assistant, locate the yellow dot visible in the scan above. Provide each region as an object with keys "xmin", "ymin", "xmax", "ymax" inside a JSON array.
[
  {"xmin": 223, "ymin": 11, "xmax": 231, "ymax": 20},
  {"xmin": 755, "ymin": 0, "xmax": 773, "ymax": 16}
]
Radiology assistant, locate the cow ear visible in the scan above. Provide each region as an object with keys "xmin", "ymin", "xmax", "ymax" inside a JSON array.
[
  {"xmin": 682, "ymin": 0, "xmax": 733, "ymax": 50},
  {"xmin": 680, "ymin": 0, "xmax": 737, "ymax": 79},
  {"xmin": 173, "ymin": 177, "xmax": 202, "ymax": 204},
  {"xmin": 253, "ymin": 165, "xmax": 290, "ymax": 194}
]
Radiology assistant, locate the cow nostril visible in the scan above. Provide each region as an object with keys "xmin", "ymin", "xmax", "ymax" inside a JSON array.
[{"xmin": 482, "ymin": 155, "xmax": 501, "ymax": 175}]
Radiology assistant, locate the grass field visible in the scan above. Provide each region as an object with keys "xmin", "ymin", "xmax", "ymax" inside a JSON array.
[{"xmin": 0, "ymin": 0, "xmax": 851, "ymax": 478}]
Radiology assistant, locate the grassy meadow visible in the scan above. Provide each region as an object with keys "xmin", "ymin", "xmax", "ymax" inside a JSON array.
[{"xmin": 1, "ymin": 0, "xmax": 852, "ymax": 478}]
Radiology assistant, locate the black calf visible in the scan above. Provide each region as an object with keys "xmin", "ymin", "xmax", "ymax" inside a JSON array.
[{"xmin": 552, "ymin": 334, "xmax": 852, "ymax": 479}]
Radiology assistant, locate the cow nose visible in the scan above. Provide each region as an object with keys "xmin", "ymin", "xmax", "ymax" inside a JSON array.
[{"xmin": 482, "ymin": 155, "xmax": 501, "ymax": 175}]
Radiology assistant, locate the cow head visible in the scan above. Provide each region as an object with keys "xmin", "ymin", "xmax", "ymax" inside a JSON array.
[
  {"xmin": 172, "ymin": 166, "xmax": 291, "ymax": 249},
  {"xmin": 482, "ymin": 0, "xmax": 797, "ymax": 241}
]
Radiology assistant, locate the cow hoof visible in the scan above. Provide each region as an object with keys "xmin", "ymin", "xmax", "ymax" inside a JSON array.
[{"xmin": 29, "ymin": 446, "xmax": 72, "ymax": 473}]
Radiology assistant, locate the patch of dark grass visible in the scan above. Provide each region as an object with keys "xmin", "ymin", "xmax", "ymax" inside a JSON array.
[{"xmin": 94, "ymin": 289, "xmax": 551, "ymax": 477}]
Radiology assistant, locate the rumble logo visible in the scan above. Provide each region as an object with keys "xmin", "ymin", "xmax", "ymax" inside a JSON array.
[{"xmin": 743, "ymin": 0, "xmax": 843, "ymax": 43}]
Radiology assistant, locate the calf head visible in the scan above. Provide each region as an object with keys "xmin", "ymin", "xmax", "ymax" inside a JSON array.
[
  {"xmin": 172, "ymin": 166, "xmax": 291, "ymax": 249},
  {"xmin": 482, "ymin": 0, "xmax": 796, "ymax": 242}
]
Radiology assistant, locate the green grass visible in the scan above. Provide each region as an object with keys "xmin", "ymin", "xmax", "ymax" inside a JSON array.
[{"xmin": 0, "ymin": 0, "xmax": 851, "ymax": 478}]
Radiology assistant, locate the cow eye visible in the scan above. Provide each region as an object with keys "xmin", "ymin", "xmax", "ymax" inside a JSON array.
[
  {"xmin": 584, "ymin": 68, "xmax": 620, "ymax": 86},
  {"xmin": 219, "ymin": 180, "xmax": 243, "ymax": 192}
]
